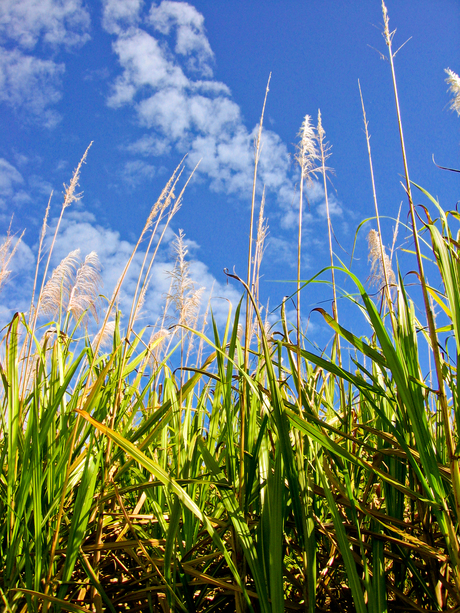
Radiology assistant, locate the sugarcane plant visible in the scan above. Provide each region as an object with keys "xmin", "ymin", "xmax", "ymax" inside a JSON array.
[{"xmin": 2, "ymin": 2, "xmax": 460, "ymax": 612}]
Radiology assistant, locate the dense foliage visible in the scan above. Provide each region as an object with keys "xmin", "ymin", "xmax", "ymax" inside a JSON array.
[{"xmin": 2, "ymin": 3, "xmax": 460, "ymax": 612}]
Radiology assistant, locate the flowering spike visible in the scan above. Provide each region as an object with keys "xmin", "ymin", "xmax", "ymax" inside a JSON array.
[
  {"xmin": 445, "ymin": 68, "xmax": 460, "ymax": 116},
  {"xmin": 296, "ymin": 115, "xmax": 318, "ymax": 182}
]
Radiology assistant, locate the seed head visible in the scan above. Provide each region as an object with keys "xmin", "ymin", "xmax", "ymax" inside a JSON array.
[
  {"xmin": 445, "ymin": 68, "xmax": 460, "ymax": 116},
  {"xmin": 367, "ymin": 229, "xmax": 396, "ymax": 291},
  {"xmin": 296, "ymin": 115, "xmax": 318, "ymax": 182}
]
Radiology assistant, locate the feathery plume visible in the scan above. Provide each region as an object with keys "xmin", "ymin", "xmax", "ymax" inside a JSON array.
[
  {"xmin": 92, "ymin": 320, "xmax": 116, "ymax": 352},
  {"xmin": 264, "ymin": 319, "xmax": 271, "ymax": 338},
  {"xmin": 167, "ymin": 230, "xmax": 203, "ymax": 329},
  {"xmin": 381, "ymin": 1, "xmax": 393, "ymax": 47},
  {"xmin": 181, "ymin": 286, "xmax": 205, "ymax": 330},
  {"xmin": 68, "ymin": 251, "xmax": 102, "ymax": 323},
  {"xmin": 150, "ymin": 328, "xmax": 170, "ymax": 348},
  {"xmin": 40, "ymin": 249, "xmax": 81, "ymax": 319},
  {"xmin": 390, "ymin": 203, "xmax": 402, "ymax": 264},
  {"xmin": 367, "ymin": 229, "xmax": 396, "ymax": 291},
  {"xmin": 28, "ymin": 194, "xmax": 52, "ymax": 325},
  {"xmin": 27, "ymin": 145, "xmax": 92, "ymax": 360},
  {"xmin": 148, "ymin": 328, "xmax": 171, "ymax": 367},
  {"xmin": 295, "ymin": 114, "xmax": 319, "ymax": 392},
  {"xmin": 316, "ymin": 110, "xmax": 333, "ymax": 172},
  {"xmin": 251, "ymin": 189, "xmax": 269, "ymax": 309},
  {"xmin": 296, "ymin": 115, "xmax": 319, "ymax": 183},
  {"xmin": 0, "ymin": 222, "xmax": 25, "ymax": 294},
  {"xmin": 40, "ymin": 249, "xmax": 102, "ymax": 326},
  {"xmin": 445, "ymin": 68, "xmax": 460, "ymax": 116},
  {"xmin": 62, "ymin": 142, "xmax": 92, "ymax": 209},
  {"xmin": 131, "ymin": 277, "xmax": 150, "ymax": 326},
  {"xmin": 184, "ymin": 286, "xmax": 205, "ymax": 362}
]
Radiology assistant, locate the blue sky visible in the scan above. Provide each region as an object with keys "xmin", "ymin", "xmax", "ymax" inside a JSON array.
[{"xmin": 1, "ymin": 0, "xmax": 459, "ymax": 343}]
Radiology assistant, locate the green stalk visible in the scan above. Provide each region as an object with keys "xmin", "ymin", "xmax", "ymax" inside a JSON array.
[
  {"xmin": 5, "ymin": 315, "xmax": 19, "ymax": 574},
  {"xmin": 358, "ymin": 80, "xmax": 396, "ymax": 330},
  {"xmin": 242, "ymin": 74, "xmax": 271, "ymax": 502},
  {"xmin": 382, "ymin": 0, "xmax": 460, "ymax": 588}
]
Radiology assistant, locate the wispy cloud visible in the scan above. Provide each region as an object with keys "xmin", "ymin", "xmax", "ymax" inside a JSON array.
[
  {"xmin": 0, "ymin": 158, "xmax": 32, "ymax": 211},
  {"xmin": 148, "ymin": 0, "xmax": 214, "ymax": 76},
  {"xmin": 0, "ymin": 0, "xmax": 91, "ymax": 124},
  {"xmin": 125, "ymin": 134, "xmax": 172, "ymax": 157},
  {"xmin": 0, "ymin": 233, "xmax": 35, "ymax": 318},
  {"xmin": 121, "ymin": 159, "xmax": 157, "ymax": 187},
  {"xmin": 0, "ymin": 48, "xmax": 64, "ymax": 126},
  {"xmin": 266, "ymin": 237, "xmax": 297, "ymax": 269},
  {"xmin": 265, "ymin": 236, "xmax": 317, "ymax": 271},
  {"xmin": 0, "ymin": 159, "xmax": 23, "ymax": 195},
  {"xmin": 102, "ymin": 0, "xmax": 144, "ymax": 35},
  {"xmin": 105, "ymin": 1, "xmax": 294, "ymax": 201},
  {"xmin": 278, "ymin": 180, "xmax": 342, "ymax": 231},
  {"xmin": 0, "ymin": 0, "xmax": 90, "ymax": 49},
  {"xmin": 104, "ymin": 0, "xmax": 342, "ymax": 236}
]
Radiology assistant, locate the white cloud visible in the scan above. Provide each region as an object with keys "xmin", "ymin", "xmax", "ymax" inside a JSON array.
[
  {"xmin": 121, "ymin": 159, "xmax": 157, "ymax": 186},
  {"xmin": 0, "ymin": 235, "xmax": 35, "ymax": 317},
  {"xmin": 102, "ymin": 0, "xmax": 144, "ymax": 35},
  {"xmin": 279, "ymin": 207, "xmax": 298, "ymax": 231},
  {"xmin": 278, "ymin": 177, "xmax": 343, "ymax": 230},
  {"xmin": 136, "ymin": 89, "xmax": 242, "ymax": 152},
  {"xmin": 282, "ymin": 305, "xmax": 318, "ymax": 337},
  {"xmin": 0, "ymin": 158, "xmax": 23, "ymax": 194},
  {"xmin": 0, "ymin": 158, "xmax": 33, "ymax": 210},
  {"xmin": 108, "ymin": 28, "xmax": 189, "ymax": 107},
  {"xmin": 257, "ymin": 129, "xmax": 291, "ymax": 191},
  {"xmin": 187, "ymin": 130, "xmax": 252, "ymax": 194},
  {"xmin": 187, "ymin": 259, "xmax": 242, "ymax": 325},
  {"xmin": 126, "ymin": 134, "xmax": 171, "ymax": 157},
  {"xmin": 149, "ymin": 1, "xmax": 214, "ymax": 77},
  {"xmin": 0, "ymin": 48, "xmax": 64, "ymax": 126},
  {"xmin": 28, "ymin": 175, "xmax": 54, "ymax": 197},
  {"xmin": 265, "ymin": 236, "xmax": 316, "ymax": 272},
  {"xmin": 266, "ymin": 237, "xmax": 296, "ymax": 269},
  {"xmin": 105, "ymin": 3, "xmax": 295, "ymax": 205},
  {"xmin": 138, "ymin": 88, "xmax": 191, "ymax": 136},
  {"xmin": 316, "ymin": 194, "xmax": 342, "ymax": 219},
  {"xmin": 7, "ymin": 236, "xmax": 35, "ymax": 273},
  {"xmin": 104, "ymin": 0, "xmax": 343, "ymax": 257},
  {"xmin": 0, "ymin": 0, "xmax": 90, "ymax": 49},
  {"xmin": 0, "ymin": 0, "xmax": 90, "ymax": 126}
]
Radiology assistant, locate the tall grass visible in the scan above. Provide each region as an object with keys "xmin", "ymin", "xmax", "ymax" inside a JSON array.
[{"xmin": 2, "ymin": 4, "xmax": 460, "ymax": 612}]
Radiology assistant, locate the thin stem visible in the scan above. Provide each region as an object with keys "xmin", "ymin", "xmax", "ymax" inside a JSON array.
[
  {"xmin": 241, "ymin": 74, "xmax": 271, "ymax": 501},
  {"xmin": 21, "ymin": 144, "xmax": 92, "ymax": 399},
  {"xmin": 358, "ymin": 80, "xmax": 396, "ymax": 330},
  {"xmin": 317, "ymin": 111, "xmax": 340, "ymax": 336},
  {"xmin": 295, "ymin": 114, "xmax": 318, "ymax": 411},
  {"xmin": 297, "ymin": 164, "xmax": 304, "ymax": 357}
]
